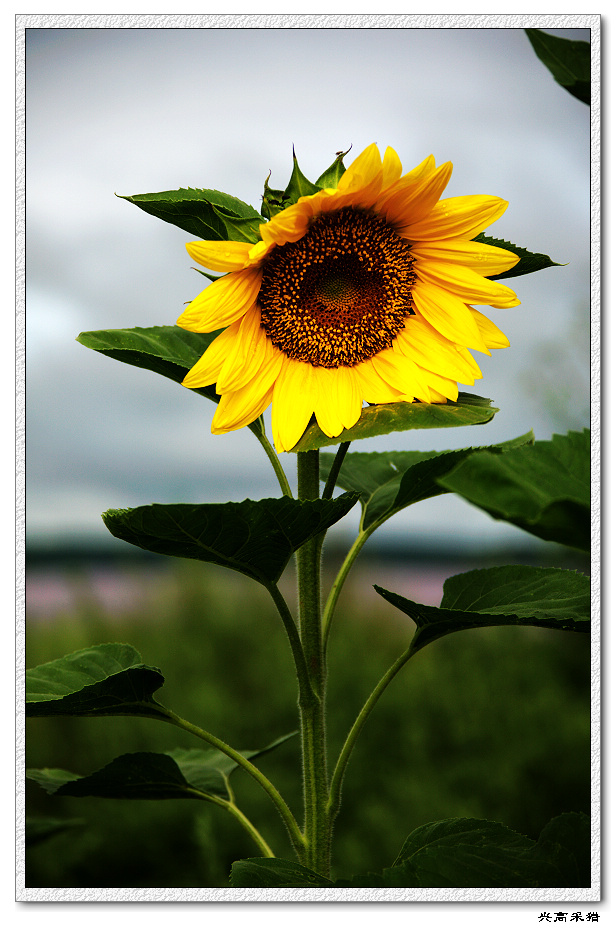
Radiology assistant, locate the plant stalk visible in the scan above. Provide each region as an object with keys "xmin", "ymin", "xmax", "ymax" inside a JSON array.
[{"xmin": 296, "ymin": 449, "xmax": 331, "ymax": 878}]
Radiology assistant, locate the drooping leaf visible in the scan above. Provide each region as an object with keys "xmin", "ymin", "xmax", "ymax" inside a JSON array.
[
  {"xmin": 376, "ymin": 564, "xmax": 590, "ymax": 652},
  {"xmin": 437, "ymin": 429, "xmax": 591, "ymax": 551},
  {"xmin": 293, "ymin": 394, "xmax": 498, "ymax": 452},
  {"xmin": 474, "ymin": 233, "xmax": 564, "ymax": 280},
  {"xmin": 335, "ymin": 815, "xmax": 590, "ymax": 888},
  {"xmin": 526, "ymin": 28, "xmax": 591, "ymax": 105},
  {"xmin": 102, "ymin": 495, "xmax": 358, "ymax": 585},
  {"xmin": 25, "ymin": 643, "xmax": 167, "ymax": 720},
  {"xmin": 320, "ymin": 431, "xmax": 533, "ymax": 531},
  {"xmin": 76, "ymin": 326, "xmax": 264, "ymax": 437},
  {"xmin": 230, "ymin": 857, "xmax": 334, "ymax": 888},
  {"xmin": 27, "ymin": 734, "xmax": 296, "ymax": 804},
  {"xmin": 118, "ymin": 188, "xmax": 263, "ymax": 243}
]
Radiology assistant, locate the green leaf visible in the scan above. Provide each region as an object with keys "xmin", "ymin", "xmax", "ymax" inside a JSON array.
[
  {"xmin": 25, "ymin": 643, "xmax": 168, "ymax": 720},
  {"xmin": 474, "ymin": 233, "xmax": 564, "ymax": 280},
  {"xmin": 526, "ymin": 28, "xmax": 591, "ymax": 105},
  {"xmin": 283, "ymin": 151, "xmax": 322, "ymax": 203},
  {"xmin": 76, "ymin": 326, "xmax": 265, "ymax": 438},
  {"xmin": 437, "ymin": 428, "xmax": 591, "ymax": 551},
  {"xmin": 536, "ymin": 812, "xmax": 591, "ymax": 887},
  {"xmin": 293, "ymin": 394, "xmax": 498, "ymax": 452},
  {"xmin": 320, "ymin": 431, "xmax": 533, "ymax": 532},
  {"xmin": 376, "ymin": 564, "xmax": 590, "ymax": 652},
  {"xmin": 230, "ymin": 857, "xmax": 333, "ymax": 888},
  {"xmin": 118, "ymin": 188, "xmax": 263, "ymax": 242},
  {"xmin": 335, "ymin": 814, "xmax": 590, "ymax": 887},
  {"xmin": 27, "ymin": 735, "xmax": 295, "ymax": 804},
  {"xmin": 102, "ymin": 494, "xmax": 358, "ymax": 585},
  {"xmin": 314, "ymin": 148, "xmax": 351, "ymax": 189},
  {"xmin": 260, "ymin": 172, "xmax": 291, "ymax": 220}
]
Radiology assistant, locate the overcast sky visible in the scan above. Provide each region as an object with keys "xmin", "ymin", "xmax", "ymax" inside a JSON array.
[{"xmin": 24, "ymin": 21, "xmax": 593, "ymax": 553}]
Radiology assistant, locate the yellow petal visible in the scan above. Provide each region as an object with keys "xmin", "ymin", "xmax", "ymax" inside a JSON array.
[
  {"xmin": 313, "ymin": 367, "xmax": 362, "ymax": 436},
  {"xmin": 212, "ymin": 383, "xmax": 274, "ymax": 434},
  {"xmin": 469, "ymin": 307, "xmax": 511, "ymax": 349},
  {"xmin": 411, "ymin": 239, "xmax": 520, "ymax": 277},
  {"xmin": 185, "ymin": 239, "xmax": 256, "ymax": 273},
  {"xmin": 177, "ymin": 267, "xmax": 262, "ymax": 333},
  {"xmin": 378, "ymin": 161, "xmax": 453, "ymax": 229},
  {"xmin": 415, "ymin": 366, "xmax": 460, "ymax": 399},
  {"xmin": 271, "ymin": 358, "xmax": 319, "ymax": 452},
  {"xmin": 337, "ymin": 143, "xmax": 383, "ymax": 193},
  {"xmin": 371, "ymin": 346, "xmax": 432, "ymax": 402},
  {"xmin": 259, "ymin": 200, "xmax": 313, "ymax": 248},
  {"xmin": 415, "ymin": 260, "xmax": 520, "ymax": 309},
  {"xmin": 354, "ymin": 358, "xmax": 405, "ymax": 403},
  {"xmin": 412, "ymin": 281, "xmax": 488, "ymax": 352},
  {"xmin": 181, "ymin": 321, "xmax": 242, "ymax": 389},
  {"xmin": 216, "ymin": 304, "xmax": 273, "ymax": 394},
  {"xmin": 380, "ymin": 146, "xmax": 403, "ymax": 189},
  {"xmin": 212, "ymin": 349, "xmax": 284, "ymax": 434},
  {"xmin": 394, "ymin": 316, "xmax": 482, "ymax": 383},
  {"xmin": 403, "ymin": 154, "xmax": 436, "ymax": 182},
  {"xmin": 400, "ymin": 195, "xmax": 509, "ymax": 241}
]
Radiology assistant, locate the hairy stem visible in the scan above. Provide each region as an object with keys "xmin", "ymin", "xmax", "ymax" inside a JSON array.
[{"xmin": 296, "ymin": 449, "xmax": 331, "ymax": 878}]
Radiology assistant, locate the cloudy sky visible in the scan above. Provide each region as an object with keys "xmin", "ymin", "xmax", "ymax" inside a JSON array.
[{"xmin": 24, "ymin": 20, "xmax": 593, "ymax": 554}]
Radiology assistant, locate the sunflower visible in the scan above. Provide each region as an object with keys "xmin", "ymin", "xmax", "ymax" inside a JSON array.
[{"xmin": 177, "ymin": 144, "xmax": 520, "ymax": 453}]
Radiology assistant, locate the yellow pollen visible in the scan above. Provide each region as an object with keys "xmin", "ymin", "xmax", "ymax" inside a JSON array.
[{"xmin": 258, "ymin": 207, "xmax": 416, "ymax": 368}]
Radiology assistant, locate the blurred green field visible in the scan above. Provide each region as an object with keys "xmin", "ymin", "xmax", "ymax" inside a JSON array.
[{"xmin": 25, "ymin": 553, "xmax": 591, "ymax": 889}]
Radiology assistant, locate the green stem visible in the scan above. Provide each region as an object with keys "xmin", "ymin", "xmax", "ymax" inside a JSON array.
[
  {"xmin": 219, "ymin": 798, "xmax": 276, "ymax": 858},
  {"xmin": 321, "ymin": 441, "xmax": 351, "ymax": 500},
  {"xmin": 296, "ymin": 449, "xmax": 331, "ymax": 878},
  {"xmin": 199, "ymin": 785, "xmax": 275, "ymax": 857},
  {"xmin": 160, "ymin": 707, "xmax": 305, "ymax": 857},
  {"xmin": 327, "ymin": 642, "xmax": 417, "ymax": 827},
  {"xmin": 254, "ymin": 426, "xmax": 294, "ymax": 498},
  {"xmin": 321, "ymin": 526, "xmax": 372, "ymax": 648}
]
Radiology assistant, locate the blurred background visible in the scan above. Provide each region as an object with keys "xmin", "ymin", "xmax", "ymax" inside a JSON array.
[{"xmin": 24, "ymin": 24, "xmax": 592, "ymax": 889}]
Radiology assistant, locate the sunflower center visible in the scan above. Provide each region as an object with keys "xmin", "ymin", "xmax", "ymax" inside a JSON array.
[{"xmin": 258, "ymin": 207, "xmax": 416, "ymax": 368}]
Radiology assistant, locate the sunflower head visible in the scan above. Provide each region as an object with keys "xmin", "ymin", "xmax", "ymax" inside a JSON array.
[{"xmin": 177, "ymin": 144, "xmax": 520, "ymax": 453}]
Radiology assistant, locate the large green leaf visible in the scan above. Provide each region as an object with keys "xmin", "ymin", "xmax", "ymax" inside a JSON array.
[
  {"xmin": 102, "ymin": 495, "xmax": 358, "ymax": 585},
  {"xmin": 25, "ymin": 643, "xmax": 167, "ymax": 719},
  {"xmin": 118, "ymin": 188, "xmax": 264, "ymax": 243},
  {"xmin": 475, "ymin": 233, "xmax": 564, "ymax": 280},
  {"xmin": 320, "ymin": 431, "xmax": 533, "ymax": 532},
  {"xmin": 437, "ymin": 429, "xmax": 591, "ymax": 551},
  {"xmin": 337, "ymin": 814, "xmax": 589, "ymax": 888},
  {"xmin": 230, "ymin": 857, "xmax": 334, "ymax": 888},
  {"xmin": 293, "ymin": 394, "xmax": 498, "ymax": 452},
  {"xmin": 526, "ymin": 28, "xmax": 591, "ymax": 105},
  {"xmin": 27, "ymin": 734, "xmax": 294, "ymax": 803},
  {"xmin": 77, "ymin": 325, "xmax": 264, "ymax": 437},
  {"xmin": 231, "ymin": 815, "xmax": 589, "ymax": 888},
  {"xmin": 376, "ymin": 564, "xmax": 590, "ymax": 652}
]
